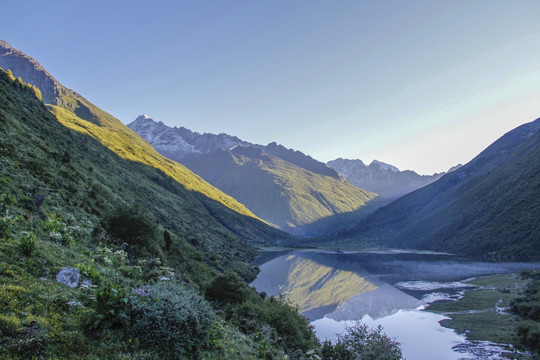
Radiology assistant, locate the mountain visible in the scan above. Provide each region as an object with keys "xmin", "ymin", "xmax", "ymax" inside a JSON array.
[
  {"xmin": 344, "ymin": 118, "xmax": 540, "ymax": 261},
  {"xmin": 129, "ymin": 116, "xmax": 383, "ymax": 235},
  {"xmin": 183, "ymin": 146, "xmax": 384, "ymax": 235},
  {"xmin": 327, "ymin": 158, "xmax": 445, "ymax": 200}
]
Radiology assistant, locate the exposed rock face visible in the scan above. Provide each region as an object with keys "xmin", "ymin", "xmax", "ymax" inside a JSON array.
[
  {"xmin": 327, "ymin": 158, "xmax": 445, "ymax": 200},
  {"xmin": 128, "ymin": 115, "xmax": 340, "ymax": 179},
  {"xmin": 128, "ymin": 115, "xmax": 253, "ymax": 162},
  {"xmin": 56, "ymin": 267, "xmax": 80, "ymax": 288},
  {"xmin": 0, "ymin": 40, "xmax": 60, "ymax": 104},
  {"xmin": 0, "ymin": 40, "xmax": 100, "ymax": 124}
]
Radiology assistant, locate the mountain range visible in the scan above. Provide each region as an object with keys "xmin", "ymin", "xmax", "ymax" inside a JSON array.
[
  {"xmin": 2, "ymin": 37, "xmax": 538, "ymax": 259},
  {"xmin": 327, "ymin": 158, "xmax": 451, "ymax": 200},
  {"xmin": 129, "ymin": 115, "xmax": 382, "ymax": 235}
]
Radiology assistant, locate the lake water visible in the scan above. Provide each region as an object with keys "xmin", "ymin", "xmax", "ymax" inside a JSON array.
[{"xmin": 251, "ymin": 250, "xmax": 540, "ymax": 360}]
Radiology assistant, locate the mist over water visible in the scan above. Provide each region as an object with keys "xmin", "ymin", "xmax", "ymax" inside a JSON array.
[{"xmin": 251, "ymin": 250, "xmax": 540, "ymax": 360}]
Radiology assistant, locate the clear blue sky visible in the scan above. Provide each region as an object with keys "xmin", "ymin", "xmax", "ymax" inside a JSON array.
[{"xmin": 3, "ymin": 1, "xmax": 540, "ymax": 174}]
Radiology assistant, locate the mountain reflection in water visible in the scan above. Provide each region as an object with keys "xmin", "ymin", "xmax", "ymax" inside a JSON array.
[{"xmin": 251, "ymin": 251, "xmax": 421, "ymax": 321}]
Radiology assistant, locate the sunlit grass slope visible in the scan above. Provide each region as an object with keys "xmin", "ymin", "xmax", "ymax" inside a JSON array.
[
  {"xmin": 185, "ymin": 147, "xmax": 386, "ymax": 235},
  {"xmin": 49, "ymin": 99, "xmax": 256, "ymax": 219}
]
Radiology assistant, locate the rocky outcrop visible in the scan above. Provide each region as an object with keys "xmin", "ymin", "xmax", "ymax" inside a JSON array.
[{"xmin": 0, "ymin": 40, "xmax": 60, "ymax": 104}]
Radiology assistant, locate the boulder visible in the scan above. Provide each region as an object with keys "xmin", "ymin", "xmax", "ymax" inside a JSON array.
[{"xmin": 56, "ymin": 267, "xmax": 80, "ymax": 288}]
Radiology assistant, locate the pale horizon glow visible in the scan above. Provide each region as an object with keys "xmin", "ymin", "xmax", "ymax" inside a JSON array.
[{"xmin": 2, "ymin": 1, "xmax": 540, "ymax": 175}]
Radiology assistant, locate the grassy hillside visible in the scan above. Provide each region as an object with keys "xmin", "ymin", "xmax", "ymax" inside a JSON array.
[
  {"xmin": 0, "ymin": 68, "xmax": 321, "ymax": 359},
  {"xmin": 185, "ymin": 147, "xmax": 385, "ymax": 235},
  {"xmin": 343, "ymin": 118, "xmax": 540, "ymax": 261}
]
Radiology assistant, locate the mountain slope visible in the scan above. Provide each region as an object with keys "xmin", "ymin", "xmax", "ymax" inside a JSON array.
[
  {"xmin": 0, "ymin": 68, "xmax": 319, "ymax": 359},
  {"xmin": 0, "ymin": 40, "xmax": 262, "ymax": 222},
  {"xmin": 327, "ymin": 158, "xmax": 445, "ymax": 200},
  {"xmin": 129, "ymin": 115, "xmax": 382, "ymax": 235},
  {"xmin": 346, "ymin": 118, "xmax": 540, "ymax": 260},
  {"xmin": 183, "ymin": 146, "xmax": 384, "ymax": 235}
]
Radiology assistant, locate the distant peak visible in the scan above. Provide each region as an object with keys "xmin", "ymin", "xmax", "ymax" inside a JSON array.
[
  {"xmin": 133, "ymin": 114, "xmax": 154, "ymax": 123},
  {"xmin": 370, "ymin": 160, "xmax": 399, "ymax": 172}
]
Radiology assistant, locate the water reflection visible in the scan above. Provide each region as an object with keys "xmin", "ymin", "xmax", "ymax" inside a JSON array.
[{"xmin": 251, "ymin": 250, "xmax": 540, "ymax": 360}]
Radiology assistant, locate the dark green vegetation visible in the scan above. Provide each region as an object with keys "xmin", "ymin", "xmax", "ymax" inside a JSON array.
[
  {"xmin": 344, "ymin": 118, "xmax": 540, "ymax": 261},
  {"xmin": 0, "ymin": 66, "xmax": 316, "ymax": 358},
  {"xmin": 511, "ymin": 271, "xmax": 540, "ymax": 353},
  {"xmin": 184, "ymin": 146, "xmax": 385, "ymax": 236}
]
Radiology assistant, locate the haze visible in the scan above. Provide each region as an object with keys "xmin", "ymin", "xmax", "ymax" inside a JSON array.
[{"xmin": 3, "ymin": 1, "xmax": 540, "ymax": 174}]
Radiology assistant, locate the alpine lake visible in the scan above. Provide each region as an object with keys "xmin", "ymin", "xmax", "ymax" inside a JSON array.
[{"xmin": 251, "ymin": 250, "xmax": 540, "ymax": 360}]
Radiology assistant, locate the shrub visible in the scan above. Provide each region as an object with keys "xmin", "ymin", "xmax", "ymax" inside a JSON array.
[
  {"xmin": 518, "ymin": 321, "xmax": 540, "ymax": 351},
  {"xmin": 233, "ymin": 296, "xmax": 318, "ymax": 355},
  {"xmin": 122, "ymin": 281, "xmax": 216, "ymax": 359},
  {"xmin": 0, "ymin": 217, "xmax": 10, "ymax": 238},
  {"xmin": 206, "ymin": 272, "xmax": 249, "ymax": 304},
  {"xmin": 322, "ymin": 322, "xmax": 403, "ymax": 360},
  {"xmin": 102, "ymin": 204, "xmax": 160, "ymax": 255},
  {"xmin": 0, "ymin": 313, "xmax": 21, "ymax": 336},
  {"xmin": 18, "ymin": 231, "xmax": 37, "ymax": 257},
  {"xmin": 164, "ymin": 229, "xmax": 172, "ymax": 250},
  {"xmin": 88, "ymin": 282, "xmax": 128, "ymax": 330}
]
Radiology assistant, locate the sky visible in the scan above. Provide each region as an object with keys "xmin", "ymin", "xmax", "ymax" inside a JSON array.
[{"xmin": 3, "ymin": 1, "xmax": 540, "ymax": 174}]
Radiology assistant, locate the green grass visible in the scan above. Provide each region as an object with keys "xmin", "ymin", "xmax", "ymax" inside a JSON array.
[{"xmin": 426, "ymin": 273, "xmax": 527, "ymax": 346}]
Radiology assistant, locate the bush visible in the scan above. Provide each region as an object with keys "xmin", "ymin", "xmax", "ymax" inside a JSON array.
[
  {"xmin": 75, "ymin": 262, "xmax": 102, "ymax": 284},
  {"xmin": 518, "ymin": 321, "xmax": 540, "ymax": 351},
  {"xmin": 102, "ymin": 204, "xmax": 160, "ymax": 255},
  {"xmin": 206, "ymin": 272, "xmax": 249, "ymax": 304},
  {"xmin": 232, "ymin": 296, "xmax": 318, "ymax": 355},
  {"xmin": 122, "ymin": 281, "xmax": 216, "ymax": 359},
  {"xmin": 321, "ymin": 322, "xmax": 403, "ymax": 360}
]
